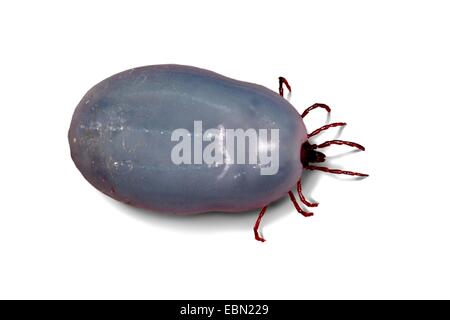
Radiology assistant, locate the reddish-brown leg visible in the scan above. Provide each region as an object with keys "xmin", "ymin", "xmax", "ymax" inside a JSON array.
[
  {"xmin": 278, "ymin": 77, "xmax": 291, "ymax": 97},
  {"xmin": 254, "ymin": 206, "xmax": 268, "ymax": 242},
  {"xmin": 310, "ymin": 139, "xmax": 365, "ymax": 151},
  {"xmin": 305, "ymin": 165, "xmax": 369, "ymax": 177},
  {"xmin": 288, "ymin": 191, "xmax": 313, "ymax": 217},
  {"xmin": 308, "ymin": 122, "xmax": 346, "ymax": 138},
  {"xmin": 301, "ymin": 103, "xmax": 331, "ymax": 118},
  {"xmin": 297, "ymin": 179, "xmax": 318, "ymax": 207}
]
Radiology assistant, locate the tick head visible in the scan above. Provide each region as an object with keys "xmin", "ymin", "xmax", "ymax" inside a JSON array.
[{"xmin": 300, "ymin": 141, "xmax": 326, "ymax": 167}]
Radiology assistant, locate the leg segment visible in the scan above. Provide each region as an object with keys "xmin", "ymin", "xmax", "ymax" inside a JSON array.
[
  {"xmin": 254, "ymin": 206, "xmax": 268, "ymax": 242},
  {"xmin": 305, "ymin": 165, "xmax": 369, "ymax": 177},
  {"xmin": 308, "ymin": 122, "xmax": 346, "ymax": 138},
  {"xmin": 297, "ymin": 179, "xmax": 318, "ymax": 207},
  {"xmin": 310, "ymin": 139, "xmax": 365, "ymax": 151},
  {"xmin": 278, "ymin": 77, "xmax": 291, "ymax": 97},
  {"xmin": 301, "ymin": 103, "xmax": 331, "ymax": 118},
  {"xmin": 288, "ymin": 191, "xmax": 313, "ymax": 217}
]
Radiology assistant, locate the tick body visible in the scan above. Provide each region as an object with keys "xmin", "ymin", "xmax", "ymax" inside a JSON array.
[{"xmin": 69, "ymin": 64, "xmax": 367, "ymax": 242}]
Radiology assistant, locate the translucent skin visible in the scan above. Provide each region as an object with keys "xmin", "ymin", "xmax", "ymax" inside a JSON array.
[{"xmin": 69, "ymin": 65, "xmax": 308, "ymax": 214}]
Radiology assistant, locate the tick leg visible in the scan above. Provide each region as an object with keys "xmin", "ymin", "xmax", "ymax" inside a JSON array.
[
  {"xmin": 305, "ymin": 165, "xmax": 369, "ymax": 177},
  {"xmin": 288, "ymin": 191, "xmax": 313, "ymax": 217},
  {"xmin": 301, "ymin": 103, "xmax": 331, "ymax": 118},
  {"xmin": 297, "ymin": 179, "xmax": 319, "ymax": 207},
  {"xmin": 254, "ymin": 206, "xmax": 268, "ymax": 242},
  {"xmin": 308, "ymin": 122, "xmax": 346, "ymax": 138},
  {"xmin": 278, "ymin": 77, "xmax": 291, "ymax": 97},
  {"xmin": 310, "ymin": 139, "xmax": 365, "ymax": 151}
]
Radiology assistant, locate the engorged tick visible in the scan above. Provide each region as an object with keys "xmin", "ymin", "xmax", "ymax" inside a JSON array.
[{"xmin": 68, "ymin": 65, "xmax": 368, "ymax": 242}]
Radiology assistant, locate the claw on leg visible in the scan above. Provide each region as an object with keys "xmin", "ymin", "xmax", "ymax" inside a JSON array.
[
  {"xmin": 301, "ymin": 103, "xmax": 331, "ymax": 118},
  {"xmin": 308, "ymin": 122, "xmax": 346, "ymax": 138},
  {"xmin": 288, "ymin": 191, "xmax": 313, "ymax": 217},
  {"xmin": 310, "ymin": 139, "xmax": 365, "ymax": 151},
  {"xmin": 297, "ymin": 179, "xmax": 318, "ymax": 207},
  {"xmin": 254, "ymin": 206, "xmax": 268, "ymax": 242},
  {"xmin": 278, "ymin": 77, "xmax": 291, "ymax": 97},
  {"xmin": 305, "ymin": 165, "xmax": 369, "ymax": 177}
]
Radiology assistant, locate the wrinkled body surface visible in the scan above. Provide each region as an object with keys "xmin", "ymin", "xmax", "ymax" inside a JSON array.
[{"xmin": 69, "ymin": 65, "xmax": 307, "ymax": 213}]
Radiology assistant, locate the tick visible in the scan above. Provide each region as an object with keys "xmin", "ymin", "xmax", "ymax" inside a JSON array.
[{"xmin": 68, "ymin": 64, "xmax": 368, "ymax": 242}]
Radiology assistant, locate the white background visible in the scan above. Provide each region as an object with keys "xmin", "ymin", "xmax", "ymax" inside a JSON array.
[{"xmin": 1, "ymin": 0, "xmax": 449, "ymax": 299}]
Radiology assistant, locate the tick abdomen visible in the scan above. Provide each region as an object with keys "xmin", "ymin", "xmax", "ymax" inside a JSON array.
[{"xmin": 69, "ymin": 65, "xmax": 306, "ymax": 213}]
